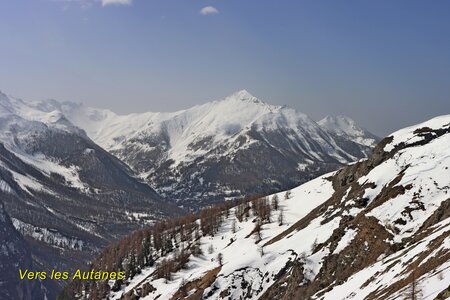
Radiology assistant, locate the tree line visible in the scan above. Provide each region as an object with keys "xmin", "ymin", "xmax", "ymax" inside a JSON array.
[{"xmin": 60, "ymin": 190, "xmax": 291, "ymax": 299}]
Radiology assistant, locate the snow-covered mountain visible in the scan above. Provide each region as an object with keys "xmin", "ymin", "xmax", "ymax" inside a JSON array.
[
  {"xmin": 318, "ymin": 114, "xmax": 378, "ymax": 157},
  {"xmin": 0, "ymin": 91, "xmax": 182, "ymax": 299},
  {"xmin": 47, "ymin": 90, "xmax": 379, "ymax": 209},
  {"xmin": 64, "ymin": 115, "xmax": 450, "ymax": 299}
]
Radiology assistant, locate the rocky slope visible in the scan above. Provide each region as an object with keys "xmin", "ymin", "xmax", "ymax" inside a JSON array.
[
  {"xmin": 63, "ymin": 115, "xmax": 450, "ymax": 299},
  {"xmin": 49, "ymin": 90, "xmax": 378, "ymax": 209},
  {"xmin": 0, "ymin": 202, "xmax": 47, "ymax": 300},
  {"xmin": 0, "ymin": 91, "xmax": 182, "ymax": 299}
]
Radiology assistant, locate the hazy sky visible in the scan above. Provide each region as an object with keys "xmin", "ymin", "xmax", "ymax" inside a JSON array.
[{"xmin": 1, "ymin": 0, "xmax": 450, "ymax": 136}]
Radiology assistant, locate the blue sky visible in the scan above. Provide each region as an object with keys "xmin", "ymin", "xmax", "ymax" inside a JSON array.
[{"xmin": 1, "ymin": 0, "xmax": 450, "ymax": 135}]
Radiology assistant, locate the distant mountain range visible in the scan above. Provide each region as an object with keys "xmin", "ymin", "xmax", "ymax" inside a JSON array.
[
  {"xmin": 0, "ymin": 89, "xmax": 378, "ymax": 298},
  {"xmin": 46, "ymin": 89, "xmax": 379, "ymax": 209},
  {"xmin": 0, "ymin": 91, "xmax": 181, "ymax": 299},
  {"xmin": 65, "ymin": 114, "xmax": 450, "ymax": 300},
  {"xmin": 318, "ymin": 114, "xmax": 379, "ymax": 158}
]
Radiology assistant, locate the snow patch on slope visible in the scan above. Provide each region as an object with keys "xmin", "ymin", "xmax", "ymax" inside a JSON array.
[
  {"xmin": 384, "ymin": 114, "xmax": 450, "ymax": 152},
  {"xmin": 12, "ymin": 218, "xmax": 84, "ymax": 251}
]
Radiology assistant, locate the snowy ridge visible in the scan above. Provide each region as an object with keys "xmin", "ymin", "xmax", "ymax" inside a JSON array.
[
  {"xmin": 318, "ymin": 115, "xmax": 378, "ymax": 148},
  {"xmin": 67, "ymin": 115, "xmax": 450, "ymax": 299},
  {"xmin": 30, "ymin": 89, "xmax": 378, "ymax": 207},
  {"xmin": 52, "ymin": 90, "xmax": 351, "ymax": 165},
  {"xmin": 0, "ymin": 92, "xmax": 90, "ymax": 192},
  {"xmin": 0, "ymin": 91, "xmax": 178, "ymax": 232},
  {"xmin": 0, "ymin": 91, "xmax": 82, "ymax": 136},
  {"xmin": 0, "ymin": 90, "xmax": 181, "ymax": 299}
]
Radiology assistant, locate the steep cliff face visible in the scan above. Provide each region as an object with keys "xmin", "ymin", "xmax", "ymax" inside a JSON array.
[{"xmin": 64, "ymin": 115, "xmax": 450, "ymax": 300}]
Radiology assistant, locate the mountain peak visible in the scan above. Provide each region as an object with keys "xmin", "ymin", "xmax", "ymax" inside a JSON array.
[
  {"xmin": 223, "ymin": 89, "xmax": 275, "ymax": 109},
  {"xmin": 226, "ymin": 89, "xmax": 263, "ymax": 103},
  {"xmin": 319, "ymin": 114, "xmax": 365, "ymax": 131},
  {"xmin": 321, "ymin": 114, "xmax": 355, "ymax": 124},
  {"xmin": 318, "ymin": 114, "xmax": 379, "ymax": 148},
  {"xmin": 231, "ymin": 89, "xmax": 254, "ymax": 99}
]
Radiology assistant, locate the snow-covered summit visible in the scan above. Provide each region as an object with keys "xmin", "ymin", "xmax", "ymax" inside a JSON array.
[
  {"xmin": 0, "ymin": 92, "xmax": 85, "ymax": 152},
  {"xmin": 318, "ymin": 114, "xmax": 379, "ymax": 148},
  {"xmin": 224, "ymin": 89, "xmax": 273, "ymax": 106},
  {"xmin": 54, "ymin": 90, "xmax": 351, "ymax": 163},
  {"xmin": 0, "ymin": 89, "xmax": 378, "ymax": 208},
  {"xmin": 319, "ymin": 115, "xmax": 357, "ymax": 133},
  {"xmin": 51, "ymin": 90, "xmax": 376, "ymax": 207},
  {"xmin": 0, "ymin": 92, "xmax": 75, "ymax": 127},
  {"xmin": 55, "ymin": 89, "xmax": 288, "ymax": 152}
]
